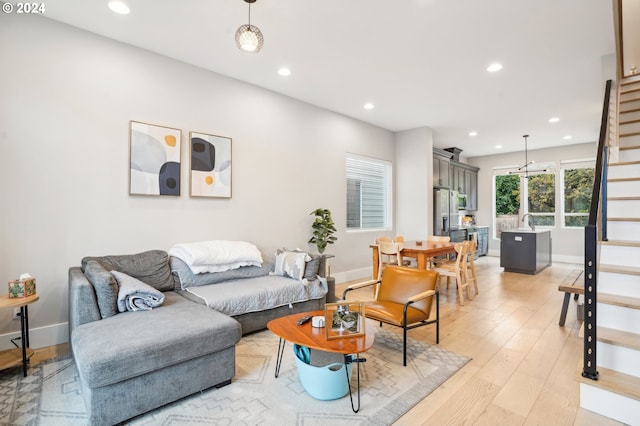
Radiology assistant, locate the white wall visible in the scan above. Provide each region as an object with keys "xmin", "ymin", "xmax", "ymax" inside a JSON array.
[
  {"xmin": 0, "ymin": 14, "xmax": 395, "ymax": 343},
  {"xmin": 468, "ymin": 142, "xmax": 597, "ymax": 263},
  {"xmin": 395, "ymin": 127, "xmax": 434, "ymax": 240}
]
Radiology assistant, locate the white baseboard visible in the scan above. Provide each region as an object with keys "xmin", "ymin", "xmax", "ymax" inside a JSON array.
[
  {"xmin": 553, "ymin": 254, "xmax": 583, "ymax": 264},
  {"xmin": 332, "ymin": 267, "xmax": 370, "ymax": 284},
  {"xmin": 0, "ymin": 322, "xmax": 69, "ymax": 350},
  {"xmin": 486, "ymin": 250, "xmax": 582, "ymax": 265}
]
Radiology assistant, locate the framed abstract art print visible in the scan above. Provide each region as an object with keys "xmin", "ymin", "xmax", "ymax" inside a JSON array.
[
  {"xmin": 129, "ymin": 121, "xmax": 182, "ymax": 196},
  {"xmin": 190, "ymin": 131, "xmax": 232, "ymax": 198}
]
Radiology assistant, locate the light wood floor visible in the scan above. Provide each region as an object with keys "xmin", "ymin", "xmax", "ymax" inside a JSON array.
[
  {"xmin": 337, "ymin": 256, "xmax": 623, "ymax": 426},
  {"xmin": 4, "ymin": 257, "xmax": 623, "ymax": 425}
]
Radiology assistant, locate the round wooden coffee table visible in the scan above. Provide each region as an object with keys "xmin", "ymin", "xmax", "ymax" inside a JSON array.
[{"xmin": 267, "ymin": 310, "xmax": 374, "ymax": 412}]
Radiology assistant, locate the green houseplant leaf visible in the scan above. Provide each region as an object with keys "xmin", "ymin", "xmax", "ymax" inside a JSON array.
[{"xmin": 308, "ymin": 208, "xmax": 337, "ymax": 254}]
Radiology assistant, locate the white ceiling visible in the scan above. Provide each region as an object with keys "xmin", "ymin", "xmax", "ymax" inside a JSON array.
[{"xmin": 41, "ymin": 0, "xmax": 616, "ymax": 158}]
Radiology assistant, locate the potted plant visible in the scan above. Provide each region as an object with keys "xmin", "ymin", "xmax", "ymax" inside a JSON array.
[{"xmin": 308, "ymin": 208, "xmax": 337, "ymax": 254}]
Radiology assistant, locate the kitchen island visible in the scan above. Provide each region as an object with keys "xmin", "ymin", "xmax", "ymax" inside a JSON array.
[{"xmin": 500, "ymin": 229, "xmax": 551, "ymax": 274}]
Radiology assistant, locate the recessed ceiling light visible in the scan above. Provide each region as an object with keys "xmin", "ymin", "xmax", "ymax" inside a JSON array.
[
  {"xmin": 108, "ymin": 1, "xmax": 130, "ymax": 14},
  {"xmin": 277, "ymin": 67, "xmax": 291, "ymax": 77},
  {"xmin": 548, "ymin": 117, "xmax": 560, "ymax": 123},
  {"xmin": 363, "ymin": 103, "xmax": 374, "ymax": 110},
  {"xmin": 495, "ymin": 145, "xmax": 502, "ymax": 149},
  {"xmin": 563, "ymin": 135, "xmax": 572, "ymax": 140},
  {"xmin": 487, "ymin": 63, "xmax": 503, "ymax": 73},
  {"xmin": 469, "ymin": 131, "xmax": 478, "ymax": 137}
]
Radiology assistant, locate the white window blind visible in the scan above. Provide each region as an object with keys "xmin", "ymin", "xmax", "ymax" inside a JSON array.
[{"xmin": 346, "ymin": 154, "xmax": 391, "ymax": 230}]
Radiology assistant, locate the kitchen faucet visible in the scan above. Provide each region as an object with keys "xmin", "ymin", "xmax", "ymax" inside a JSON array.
[{"xmin": 522, "ymin": 213, "xmax": 535, "ymax": 231}]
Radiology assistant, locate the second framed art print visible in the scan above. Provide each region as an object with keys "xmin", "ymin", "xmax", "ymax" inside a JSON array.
[{"xmin": 190, "ymin": 132, "xmax": 232, "ymax": 198}]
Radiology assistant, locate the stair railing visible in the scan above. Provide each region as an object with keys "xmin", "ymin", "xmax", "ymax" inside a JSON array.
[{"xmin": 582, "ymin": 79, "xmax": 613, "ymax": 380}]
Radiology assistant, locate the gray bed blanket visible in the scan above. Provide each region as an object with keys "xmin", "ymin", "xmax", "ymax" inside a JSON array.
[
  {"xmin": 183, "ymin": 274, "xmax": 327, "ymax": 317},
  {"xmin": 112, "ymin": 270, "xmax": 165, "ymax": 312}
]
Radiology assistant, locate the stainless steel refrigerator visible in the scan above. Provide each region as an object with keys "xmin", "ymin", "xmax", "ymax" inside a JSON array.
[{"xmin": 433, "ymin": 188, "xmax": 460, "ymax": 236}]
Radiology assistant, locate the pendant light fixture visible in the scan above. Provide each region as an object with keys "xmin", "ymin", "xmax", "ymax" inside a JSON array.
[
  {"xmin": 509, "ymin": 134, "xmax": 548, "ymax": 178},
  {"xmin": 235, "ymin": 0, "xmax": 264, "ymax": 53}
]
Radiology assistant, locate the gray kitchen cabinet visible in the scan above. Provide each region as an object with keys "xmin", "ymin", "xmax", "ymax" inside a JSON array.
[
  {"xmin": 450, "ymin": 164, "xmax": 465, "ymax": 193},
  {"xmin": 467, "ymin": 169, "xmax": 477, "ymax": 210},
  {"xmin": 433, "ymin": 148, "xmax": 452, "ymax": 188},
  {"xmin": 433, "ymin": 148, "xmax": 478, "ymax": 210},
  {"xmin": 448, "ymin": 162, "xmax": 478, "ymax": 210},
  {"xmin": 476, "ymin": 226, "xmax": 488, "ymax": 256}
]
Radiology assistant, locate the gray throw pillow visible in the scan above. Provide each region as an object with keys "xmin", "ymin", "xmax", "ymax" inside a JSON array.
[
  {"xmin": 303, "ymin": 253, "xmax": 322, "ymax": 280},
  {"xmin": 287, "ymin": 249, "xmax": 321, "ymax": 280},
  {"xmin": 81, "ymin": 250, "xmax": 174, "ymax": 291},
  {"xmin": 84, "ymin": 260, "xmax": 119, "ymax": 319},
  {"xmin": 274, "ymin": 250, "xmax": 309, "ymax": 281}
]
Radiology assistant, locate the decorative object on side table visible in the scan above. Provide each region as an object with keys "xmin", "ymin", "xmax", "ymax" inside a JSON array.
[
  {"xmin": 324, "ymin": 301, "xmax": 364, "ymax": 340},
  {"xmin": 8, "ymin": 274, "xmax": 36, "ymax": 298},
  {"xmin": 1, "ymin": 274, "xmax": 39, "ymax": 377}
]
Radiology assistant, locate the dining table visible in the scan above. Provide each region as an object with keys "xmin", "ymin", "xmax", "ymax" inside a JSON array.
[{"xmin": 370, "ymin": 240, "xmax": 457, "ymax": 280}]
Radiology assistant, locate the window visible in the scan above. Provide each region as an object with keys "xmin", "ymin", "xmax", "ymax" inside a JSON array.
[
  {"xmin": 493, "ymin": 163, "xmax": 555, "ymax": 238},
  {"xmin": 562, "ymin": 162, "xmax": 595, "ymax": 228},
  {"xmin": 346, "ymin": 154, "xmax": 392, "ymax": 230},
  {"xmin": 494, "ymin": 174, "xmax": 520, "ymax": 238},
  {"xmin": 527, "ymin": 173, "xmax": 556, "ymax": 226}
]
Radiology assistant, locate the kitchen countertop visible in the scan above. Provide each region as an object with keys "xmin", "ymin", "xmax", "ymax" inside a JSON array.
[{"xmin": 502, "ymin": 228, "xmax": 551, "ymax": 234}]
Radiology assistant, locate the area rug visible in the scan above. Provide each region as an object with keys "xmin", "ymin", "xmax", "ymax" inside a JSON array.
[{"xmin": 0, "ymin": 327, "xmax": 469, "ymax": 425}]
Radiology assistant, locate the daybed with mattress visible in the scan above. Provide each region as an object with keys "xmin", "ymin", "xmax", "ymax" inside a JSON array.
[{"xmin": 68, "ymin": 242, "xmax": 328, "ymax": 425}]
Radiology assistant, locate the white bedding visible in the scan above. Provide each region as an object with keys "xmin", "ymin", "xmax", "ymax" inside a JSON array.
[
  {"xmin": 168, "ymin": 240, "xmax": 263, "ymax": 274},
  {"xmin": 184, "ymin": 275, "xmax": 328, "ymax": 317}
]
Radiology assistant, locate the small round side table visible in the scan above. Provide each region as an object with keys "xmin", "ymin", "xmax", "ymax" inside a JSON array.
[{"xmin": 0, "ymin": 293, "xmax": 39, "ymax": 377}]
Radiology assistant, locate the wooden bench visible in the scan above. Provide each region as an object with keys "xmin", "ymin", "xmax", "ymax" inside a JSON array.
[{"xmin": 558, "ymin": 269, "xmax": 584, "ymax": 326}]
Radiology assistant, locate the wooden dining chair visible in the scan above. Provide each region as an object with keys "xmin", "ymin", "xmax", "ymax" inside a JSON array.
[
  {"xmin": 376, "ymin": 241, "xmax": 403, "ymax": 279},
  {"xmin": 465, "ymin": 239, "xmax": 479, "ymax": 295},
  {"xmin": 393, "ymin": 235, "xmax": 416, "ymax": 267},
  {"xmin": 342, "ymin": 266, "xmax": 439, "ymax": 366},
  {"xmin": 426, "ymin": 235, "xmax": 451, "ymax": 267},
  {"xmin": 375, "ymin": 236, "xmax": 393, "ymax": 265},
  {"xmin": 427, "ymin": 235, "xmax": 451, "ymax": 242},
  {"xmin": 431, "ymin": 242, "xmax": 473, "ymax": 305},
  {"xmin": 375, "ymin": 237, "xmax": 409, "ymax": 270}
]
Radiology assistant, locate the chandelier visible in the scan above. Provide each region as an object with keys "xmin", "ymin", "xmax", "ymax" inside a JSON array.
[
  {"xmin": 235, "ymin": 0, "xmax": 264, "ymax": 53},
  {"xmin": 510, "ymin": 134, "xmax": 548, "ymax": 178}
]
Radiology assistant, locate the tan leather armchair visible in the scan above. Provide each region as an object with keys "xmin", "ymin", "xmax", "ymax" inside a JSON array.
[{"xmin": 342, "ymin": 266, "xmax": 439, "ymax": 366}]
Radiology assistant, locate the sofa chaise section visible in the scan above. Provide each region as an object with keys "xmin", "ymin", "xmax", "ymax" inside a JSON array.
[{"xmin": 68, "ymin": 251, "xmax": 242, "ymax": 425}]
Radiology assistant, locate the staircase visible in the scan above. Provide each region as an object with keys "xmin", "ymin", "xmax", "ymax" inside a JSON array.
[{"xmin": 578, "ymin": 74, "xmax": 640, "ymax": 424}]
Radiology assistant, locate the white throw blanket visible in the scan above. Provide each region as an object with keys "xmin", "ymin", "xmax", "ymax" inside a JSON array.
[
  {"xmin": 168, "ymin": 240, "xmax": 263, "ymax": 274},
  {"xmin": 112, "ymin": 270, "xmax": 165, "ymax": 312}
]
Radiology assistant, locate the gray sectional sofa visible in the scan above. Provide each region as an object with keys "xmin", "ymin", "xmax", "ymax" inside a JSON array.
[{"xmin": 68, "ymin": 248, "xmax": 327, "ymax": 425}]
